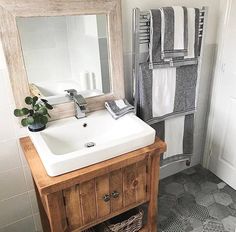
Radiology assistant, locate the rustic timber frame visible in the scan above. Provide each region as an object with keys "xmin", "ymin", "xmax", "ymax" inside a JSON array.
[
  {"xmin": 20, "ymin": 137, "xmax": 166, "ymax": 232},
  {"xmin": 0, "ymin": 0, "xmax": 125, "ymax": 120}
]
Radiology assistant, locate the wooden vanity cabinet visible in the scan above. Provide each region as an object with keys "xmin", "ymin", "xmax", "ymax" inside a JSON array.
[{"xmin": 20, "ymin": 137, "xmax": 166, "ymax": 232}]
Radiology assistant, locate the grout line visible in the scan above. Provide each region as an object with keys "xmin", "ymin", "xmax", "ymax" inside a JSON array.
[
  {"xmin": 0, "ymin": 214, "xmax": 33, "ymax": 230},
  {"xmin": 0, "ymin": 190, "xmax": 30, "ymax": 202}
]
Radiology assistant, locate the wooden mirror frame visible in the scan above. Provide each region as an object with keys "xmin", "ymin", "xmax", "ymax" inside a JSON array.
[{"xmin": 0, "ymin": 0, "xmax": 124, "ymax": 120}]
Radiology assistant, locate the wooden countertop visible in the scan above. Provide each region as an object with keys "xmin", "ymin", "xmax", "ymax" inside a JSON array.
[{"xmin": 20, "ymin": 137, "xmax": 166, "ymax": 195}]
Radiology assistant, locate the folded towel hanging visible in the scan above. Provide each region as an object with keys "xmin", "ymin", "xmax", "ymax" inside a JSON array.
[
  {"xmin": 160, "ymin": 6, "xmax": 188, "ymax": 60},
  {"xmin": 151, "ymin": 114, "xmax": 194, "ymax": 166},
  {"xmin": 137, "ymin": 62, "xmax": 198, "ymax": 124},
  {"xmin": 149, "ymin": 7, "xmax": 200, "ymax": 69},
  {"xmin": 105, "ymin": 99, "xmax": 134, "ymax": 119}
]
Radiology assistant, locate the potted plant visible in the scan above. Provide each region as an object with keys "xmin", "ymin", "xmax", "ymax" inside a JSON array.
[{"xmin": 14, "ymin": 96, "xmax": 53, "ymax": 132}]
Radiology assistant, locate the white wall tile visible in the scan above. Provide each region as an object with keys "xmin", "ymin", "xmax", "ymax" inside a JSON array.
[
  {"xmin": 33, "ymin": 213, "xmax": 42, "ymax": 232},
  {"xmin": 0, "ymin": 167, "xmax": 27, "ymax": 200},
  {"xmin": 0, "ymin": 140, "xmax": 21, "ymax": 172},
  {"xmin": 23, "ymin": 166, "xmax": 34, "ymax": 191},
  {"xmin": 28, "ymin": 190, "xmax": 39, "ymax": 214},
  {"xmin": 0, "ymin": 216, "xmax": 35, "ymax": 232},
  {"xmin": 0, "ymin": 193, "xmax": 31, "ymax": 227}
]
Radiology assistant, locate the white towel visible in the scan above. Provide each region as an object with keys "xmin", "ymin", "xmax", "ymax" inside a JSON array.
[
  {"xmin": 185, "ymin": 8, "xmax": 196, "ymax": 59},
  {"xmin": 164, "ymin": 116, "xmax": 185, "ymax": 159},
  {"xmin": 173, "ymin": 6, "xmax": 185, "ymax": 50},
  {"xmin": 152, "ymin": 68, "xmax": 176, "ymax": 117}
]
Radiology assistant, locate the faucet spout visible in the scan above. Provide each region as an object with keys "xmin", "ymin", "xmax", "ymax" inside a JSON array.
[{"xmin": 65, "ymin": 89, "xmax": 87, "ymax": 119}]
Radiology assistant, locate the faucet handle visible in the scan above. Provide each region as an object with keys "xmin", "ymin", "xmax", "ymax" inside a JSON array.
[
  {"xmin": 74, "ymin": 94, "xmax": 87, "ymax": 106},
  {"xmin": 65, "ymin": 89, "xmax": 77, "ymax": 97}
]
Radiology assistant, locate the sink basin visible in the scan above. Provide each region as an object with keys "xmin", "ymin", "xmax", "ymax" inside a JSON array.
[{"xmin": 29, "ymin": 110, "xmax": 156, "ymax": 176}]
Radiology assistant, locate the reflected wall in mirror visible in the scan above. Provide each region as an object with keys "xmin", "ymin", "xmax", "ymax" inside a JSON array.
[{"xmin": 16, "ymin": 14, "xmax": 110, "ymax": 103}]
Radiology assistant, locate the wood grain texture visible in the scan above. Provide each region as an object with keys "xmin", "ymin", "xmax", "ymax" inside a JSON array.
[
  {"xmin": 123, "ymin": 163, "xmax": 137, "ymax": 207},
  {"xmin": 45, "ymin": 191, "xmax": 68, "ymax": 232},
  {"xmin": 80, "ymin": 179, "xmax": 97, "ymax": 225},
  {"xmin": 19, "ymin": 137, "xmax": 166, "ymax": 195},
  {"xmin": 63, "ymin": 185, "xmax": 83, "ymax": 230},
  {"xmin": 136, "ymin": 160, "xmax": 147, "ymax": 202},
  {"xmin": 95, "ymin": 174, "xmax": 110, "ymax": 218},
  {"xmin": 0, "ymin": 0, "xmax": 125, "ymax": 120},
  {"xmin": 110, "ymin": 169, "xmax": 123, "ymax": 212},
  {"xmin": 147, "ymin": 152, "xmax": 161, "ymax": 232}
]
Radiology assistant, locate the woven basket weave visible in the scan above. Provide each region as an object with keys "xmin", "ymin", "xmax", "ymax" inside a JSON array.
[{"xmin": 103, "ymin": 210, "xmax": 143, "ymax": 232}]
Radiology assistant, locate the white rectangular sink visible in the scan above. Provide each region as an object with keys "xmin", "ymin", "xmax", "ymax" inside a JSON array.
[{"xmin": 29, "ymin": 110, "xmax": 156, "ymax": 176}]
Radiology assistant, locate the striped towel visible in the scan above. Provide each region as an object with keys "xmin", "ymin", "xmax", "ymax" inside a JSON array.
[
  {"xmin": 137, "ymin": 63, "xmax": 198, "ymax": 124},
  {"xmin": 149, "ymin": 7, "xmax": 200, "ymax": 69},
  {"xmin": 151, "ymin": 114, "xmax": 194, "ymax": 166},
  {"xmin": 160, "ymin": 6, "xmax": 188, "ymax": 60}
]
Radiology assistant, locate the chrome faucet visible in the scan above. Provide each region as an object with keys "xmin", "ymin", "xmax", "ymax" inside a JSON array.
[{"xmin": 65, "ymin": 89, "xmax": 87, "ymax": 119}]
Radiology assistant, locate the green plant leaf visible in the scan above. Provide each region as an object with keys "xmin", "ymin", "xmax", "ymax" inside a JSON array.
[
  {"xmin": 26, "ymin": 116, "xmax": 34, "ymax": 125},
  {"xmin": 21, "ymin": 118, "xmax": 28, "ymax": 127},
  {"xmin": 33, "ymin": 104, "xmax": 40, "ymax": 111},
  {"xmin": 25, "ymin": 96, "xmax": 33, "ymax": 105},
  {"xmin": 40, "ymin": 115, "xmax": 48, "ymax": 125},
  {"xmin": 32, "ymin": 96, "xmax": 38, "ymax": 106},
  {"xmin": 33, "ymin": 115, "xmax": 40, "ymax": 123},
  {"xmin": 21, "ymin": 108, "xmax": 29, "ymax": 115},
  {"xmin": 38, "ymin": 107, "xmax": 48, "ymax": 115},
  {"xmin": 45, "ymin": 103, "xmax": 53, "ymax": 110},
  {"xmin": 14, "ymin": 109, "xmax": 22, "ymax": 117}
]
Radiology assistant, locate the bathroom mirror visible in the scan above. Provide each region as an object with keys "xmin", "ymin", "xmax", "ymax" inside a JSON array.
[
  {"xmin": 0, "ymin": 0, "xmax": 124, "ymax": 119},
  {"xmin": 16, "ymin": 14, "xmax": 111, "ymax": 104}
]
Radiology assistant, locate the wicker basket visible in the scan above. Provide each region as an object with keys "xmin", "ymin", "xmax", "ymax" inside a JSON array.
[{"xmin": 103, "ymin": 210, "xmax": 143, "ymax": 232}]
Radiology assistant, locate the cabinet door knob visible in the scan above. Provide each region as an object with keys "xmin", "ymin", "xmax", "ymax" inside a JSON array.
[
  {"xmin": 103, "ymin": 194, "xmax": 111, "ymax": 202},
  {"xmin": 111, "ymin": 191, "xmax": 120, "ymax": 199}
]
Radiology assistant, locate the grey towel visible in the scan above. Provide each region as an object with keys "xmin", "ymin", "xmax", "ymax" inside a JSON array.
[
  {"xmin": 105, "ymin": 99, "xmax": 134, "ymax": 119},
  {"xmin": 149, "ymin": 7, "xmax": 200, "ymax": 69},
  {"xmin": 151, "ymin": 114, "xmax": 194, "ymax": 166},
  {"xmin": 137, "ymin": 63, "xmax": 198, "ymax": 124},
  {"xmin": 161, "ymin": 7, "xmax": 188, "ymax": 59}
]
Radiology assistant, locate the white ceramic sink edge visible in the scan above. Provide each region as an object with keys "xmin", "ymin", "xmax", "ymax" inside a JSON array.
[{"xmin": 29, "ymin": 110, "xmax": 156, "ymax": 176}]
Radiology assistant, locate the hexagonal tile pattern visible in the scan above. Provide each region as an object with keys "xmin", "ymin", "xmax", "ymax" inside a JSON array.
[
  {"xmin": 181, "ymin": 167, "xmax": 196, "ymax": 175},
  {"xmin": 214, "ymin": 192, "xmax": 233, "ymax": 206},
  {"xmin": 218, "ymin": 182, "xmax": 227, "ymax": 190},
  {"xmin": 158, "ymin": 166, "xmax": 236, "ymax": 232},
  {"xmin": 202, "ymin": 219, "xmax": 226, "ymax": 232},
  {"xmin": 208, "ymin": 203, "xmax": 230, "ymax": 220},
  {"xmin": 223, "ymin": 186, "xmax": 236, "ymax": 203},
  {"xmin": 184, "ymin": 182, "xmax": 201, "ymax": 196},
  {"xmin": 195, "ymin": 192, "xmax": 215, "ymax": 207},
  {"xmin": 222, "ymin": 215, "xmax": 236, "ymax": 232},
  {"xmin": 201, "ymin": 181, "xmax": 218, "ymax": 194},
  {"xmin": 165, "ymin": 182, "xmax": 185, "ymax": 197}
]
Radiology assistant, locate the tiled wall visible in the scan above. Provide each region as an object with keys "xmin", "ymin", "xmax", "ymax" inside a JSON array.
[
  {"xmin": 0, "ymin": 42, "xmax": 42, "ymax": 231},
  {"xmin": 0, "ymin": 0, "xmax": 221, "ymax": 231}
]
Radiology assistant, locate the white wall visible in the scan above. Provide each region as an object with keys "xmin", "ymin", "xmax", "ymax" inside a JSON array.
[
  {"xmin": 121, "ymin": 0, "xmax": 221, "ymax": 178},
  {"xmin": 0, "ymin": 0, "xmax": 221, "ymax": 230}
]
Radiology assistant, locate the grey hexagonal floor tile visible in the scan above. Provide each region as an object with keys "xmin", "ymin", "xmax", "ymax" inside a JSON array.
[
  {"xmin": 184, "ymin": 182, "xmax": 201, "ymax": 196},
  {"xmin": 178, "ymin": 193, "xmax": 196, "ymax": 207},
  {"xmin": 201, "ymin": 181, "xmax": 218, "ymax": 194},
  {"xmin": 165, "ymin": 182, "xmax": 185, "ymax": 197},
  {"xmin": 214, "ymin": 192, "xmax": 233, "ymax": 206},
  {"xmin": 196, "ymin": 192, "xmax": 215, "ymax": 207},
  {"xmin": 188, "ymin": 204, "xmax": 211, "ymax": 221},
  {"xmin": 222, "ymin": 215, "xmax": 236, "ymax": 232},
  {"xmin": 218, "ymin": 182, "xmax": 227, "ymax": 190},
  {"xmin": 181, "ymin": 167, "xmax": 197, "ymax": 175},
  {"xmin": 222, "ymin": 185, "xmax": 236, "ymax": 203},
  {"xmin": 202, "ymin": 219, "xmax": 226, "ymax": 232},
  {"xmin": 208, "ymin": 203, "xmax": 230, "ymax": 220}
]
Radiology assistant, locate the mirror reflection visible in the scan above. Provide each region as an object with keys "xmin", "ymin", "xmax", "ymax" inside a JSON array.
[{"xmin": 16, "ymin": 14, "xmax": 110, "ymax": 103}]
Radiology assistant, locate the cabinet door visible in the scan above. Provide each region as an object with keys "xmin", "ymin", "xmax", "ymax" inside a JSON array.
[
  {"xmin": 123, "ymin": 160, "xmax": 148, "ymax": 207},
  {"xmin": 62, "ymin": 158, "xmax": 149, "ymax": 230}
]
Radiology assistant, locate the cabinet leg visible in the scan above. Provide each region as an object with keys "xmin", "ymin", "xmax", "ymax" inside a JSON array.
[
  {"xmin": 34, "ymin": 181, "xmax": 51, "ymax": 232},
  {"xmin": 147, "ymin": 153, "xmax": 160, "ymax": 232}
]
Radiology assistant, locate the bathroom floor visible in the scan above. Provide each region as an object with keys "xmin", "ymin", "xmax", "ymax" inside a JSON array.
[{"xmin": 158, "ymin": 165, "xmax": 236, "ymax": 232}]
